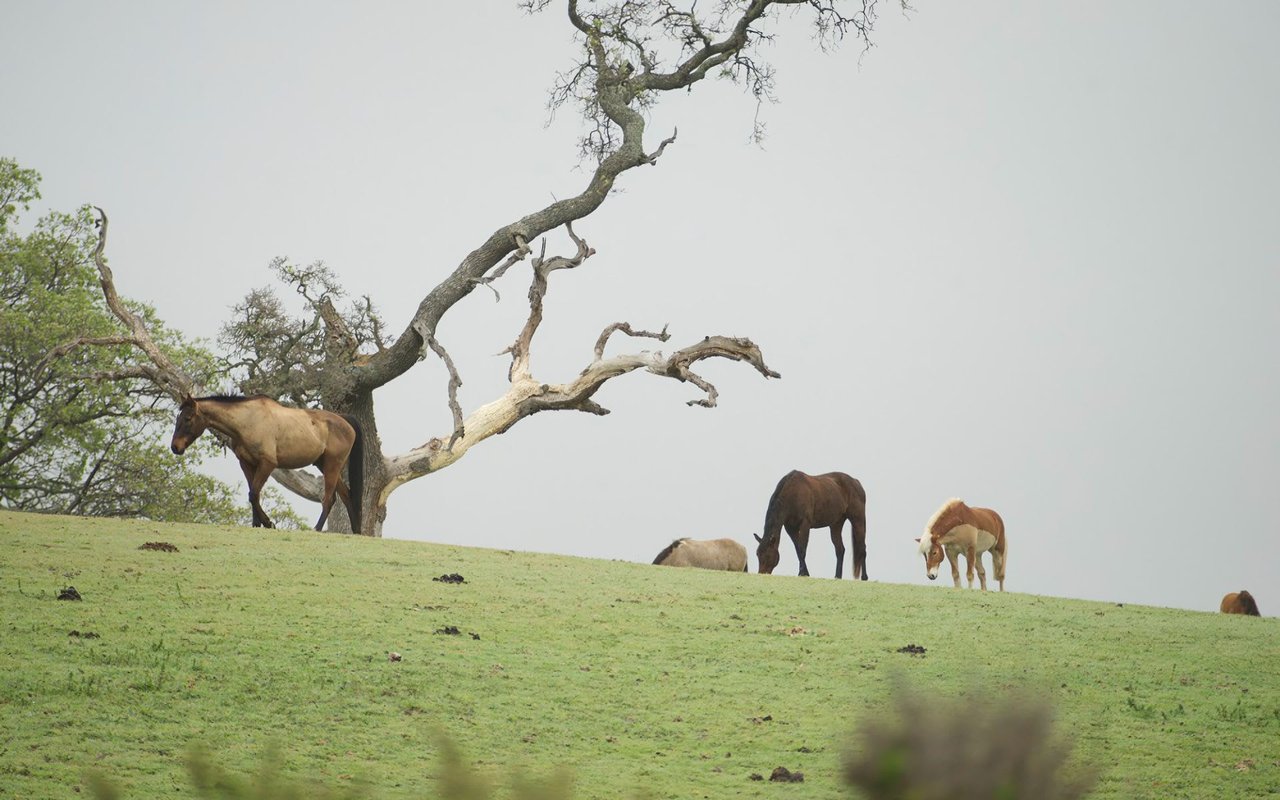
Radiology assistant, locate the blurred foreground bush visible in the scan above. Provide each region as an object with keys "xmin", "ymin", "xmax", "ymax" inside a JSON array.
[
  {"xmin": 842, "ymin": 680, "xmax": 1096, "ymax": 800},
  {"xmin": 88, "ymin": 737, "xmax": 573, "ymax": 800}
]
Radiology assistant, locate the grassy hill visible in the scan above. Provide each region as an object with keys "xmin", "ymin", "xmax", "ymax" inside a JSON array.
[{"xmin": 1, "ymin": 510, "xmax": 1276, "ymax": 798}]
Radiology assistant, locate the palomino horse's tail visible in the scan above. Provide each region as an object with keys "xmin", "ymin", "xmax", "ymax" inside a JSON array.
[
  {"xmin": 1238, "ymin": 590, "xmax": 1261, "ymax": 616},
  {"xmin": 341, "ymin": 414, "xmax": 364, "ymax": 535}
]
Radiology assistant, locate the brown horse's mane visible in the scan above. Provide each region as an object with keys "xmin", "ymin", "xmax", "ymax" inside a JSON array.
[
  {"xmin": 1237, "ymin": 590, "xmax": 1261, "ymax": 616},
  {"xmin": 652, "ymin": 538, "xmax": 689, "ymax": 565}
]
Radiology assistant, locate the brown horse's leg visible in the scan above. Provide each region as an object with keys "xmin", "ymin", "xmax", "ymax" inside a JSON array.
[
  {"xmin": 829, "ymin": 524, "xmax": 845, "ymax": 579},
  {"xmin": 788, "ymin": 524, "xmax": 811, "ymax": 577},
  {"xmin": 974, "ymin": 550, "xmax": 988, "ymax": 591},
  {"xmin": 965, "ymin": 546, "xmax": 977, "ymax": 588},
  {"xmin": 248, "ymin": 459, "xmax": 277, "ymax": 529}
]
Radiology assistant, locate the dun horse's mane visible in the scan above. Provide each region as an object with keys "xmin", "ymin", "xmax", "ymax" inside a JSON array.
[
  {"xmin": 197, "ymin": 394, "xmax": 266, "ymax": 403},
  {"xmin": 652, "ymin": 538, "xmax": 689, "ymax": 565},
  {"xmin": 924, "ymin": 498, "xmax": 965, "ymax": 537}
]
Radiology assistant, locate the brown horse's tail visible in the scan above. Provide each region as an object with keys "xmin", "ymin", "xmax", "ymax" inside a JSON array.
[
  {"xmin": 341, "ymin": 414, "xmax": 364, "ymax": 535},
  {"xmin": 1238, "ymin": 590, "xmax": 1261, "ymax": 616}
]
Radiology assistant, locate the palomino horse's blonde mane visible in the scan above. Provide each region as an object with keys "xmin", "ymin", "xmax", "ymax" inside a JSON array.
[
  {"xmin": 923, "ymin": 498, "xmax": 964, "ymax": 536},
  {"xmin": 918, "ymin": 498, "xmax": 964, "ymax": 556}
]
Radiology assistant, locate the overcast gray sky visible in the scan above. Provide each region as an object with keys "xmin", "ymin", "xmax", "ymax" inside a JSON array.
[{"xmin": 5, "ymin": 2, "xmax": 1277, "ymax": 614}]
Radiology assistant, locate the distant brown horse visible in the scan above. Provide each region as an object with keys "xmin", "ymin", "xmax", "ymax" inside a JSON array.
[
  {"xmin": 653, "ymin": 538, "xmax": 748, "ymax": 572},
  {"xmin": 1220, "ymin": 590, "xmax": 1261, "ymax": 616},
  {"xmin": 753, "ymin": 470, "xmax": 867, "ymax": 579},
  {"xmin": 916, "ymin": 498, "xmax": 1006, "ymax": 591},
  {"xmin": 171, "ymin": 395, "xmax": 364, "ymax": 533}
]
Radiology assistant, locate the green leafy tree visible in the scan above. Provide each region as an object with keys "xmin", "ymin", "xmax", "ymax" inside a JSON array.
[{"xmin": 0, "ymin": 158, "xmax": 303, "ymax": 527}]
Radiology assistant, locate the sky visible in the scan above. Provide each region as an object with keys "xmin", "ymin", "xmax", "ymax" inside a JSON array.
[{"xmin": 5, "ymin": 2, "xmax": 1277, "ymax": 614}]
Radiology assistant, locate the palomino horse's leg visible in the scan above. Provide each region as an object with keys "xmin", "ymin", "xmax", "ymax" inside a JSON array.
[
  {"xmin": 946, "ymin": 549, "xmax": 962, "ymax": 588},
  {"xmin": 788, "ymin": 524, "xmax": 811, "ymax": 577},
  {"xmin": 973, "ymin": 549, "xmax": 988, "ymax": 591},
  {"xmin": 829, "ymin": 524, "xmax": 845, "ymax": 579},
  {"xmin": 246, "ymin": 459, "xmax": 277, "ymax": 529}
]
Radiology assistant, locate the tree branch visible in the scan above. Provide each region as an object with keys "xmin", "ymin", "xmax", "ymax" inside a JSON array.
[
  {"xmin": 380, "ymin": 326, "xmax": 779, "ymax": 502},
  {"xmin": 89, "ymin": 207, "xmax": 195, "ymax": 401}
]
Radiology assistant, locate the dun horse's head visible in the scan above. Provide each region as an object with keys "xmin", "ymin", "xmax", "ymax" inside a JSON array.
[
  {"xmin": 916, "ymin": 536, "xmax": 944, "ymax": 580},
  {"xmin": 170, "ymin": 397, "xmax": 205, "ymax": 455},
  {"xmin": 753, "ymin": 533, "xmax": 779, "ymax": 574}
]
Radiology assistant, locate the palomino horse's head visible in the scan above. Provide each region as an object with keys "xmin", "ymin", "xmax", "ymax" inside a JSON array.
[
  {"xmin": 170, "ymin": 397, "xmax": 206, "ymax": 455},
  {"xmin": 753, "ymin": 533, "xmax": 780, "ymax": 574},
  {"xmin": 916, "ymin": 536, "xmax": 944, "ymax": 581}
]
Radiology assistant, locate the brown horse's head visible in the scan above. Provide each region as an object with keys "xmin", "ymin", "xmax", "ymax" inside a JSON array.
[
  {"xmin": 170, "ymin": 397, "xmax": 206, "ymax": 455},
  {"xmin": 754, "ymin": 533, "xmax": 780, "ymax": 574},
  {"xmin": 916, "ymin": 536, "xmax": 945, "ymax": 580}
]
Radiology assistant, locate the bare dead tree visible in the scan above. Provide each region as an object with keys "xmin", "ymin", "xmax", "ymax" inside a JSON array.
[{"xmin": 81, "ymin": 1, "xmax": 899, "ymax": 535}]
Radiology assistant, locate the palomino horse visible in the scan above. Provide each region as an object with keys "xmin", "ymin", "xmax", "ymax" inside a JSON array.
[
  {"xmin": 753, "ymin": 470, "xmax": 868, "ymax": 579},
  {"xmin": 916, "ymin": 498, "xmax": 1006, "ymax": 591},
  {"xmin": 652, "ymin": 538, "xmax": 748, "ymax": 572},
  {"xmin": 170, "ymin": 395, "xmax": 364, "ymax": 534},
  {"xmin": 1220, "ymin": 590, "xmax": 1261, "ymax": 616}
]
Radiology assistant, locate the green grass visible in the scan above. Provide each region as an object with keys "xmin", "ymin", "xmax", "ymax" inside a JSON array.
[{"xmin": 1, "ymin": 509, "xmax": 1277, "ymax": 799}]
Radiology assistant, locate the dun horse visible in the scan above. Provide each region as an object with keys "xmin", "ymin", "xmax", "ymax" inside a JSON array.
[
  {"xmin": 754, "ymin": 470, "xmax": 868, "ymax": 579},
  {"xmin": 1220, "ymin": 590, "xmax": 1261, "ymax": 616},
  {"xmin": 171, "ymin": 395, "xmax": 364, "ymax": 534},
  {"xmin": 916, "ymin": 498, "xmax": 1006, "ymax": 591},
  {"xmin": 652, "ymin": 538, "xmax": 748, "ymax": 572}
]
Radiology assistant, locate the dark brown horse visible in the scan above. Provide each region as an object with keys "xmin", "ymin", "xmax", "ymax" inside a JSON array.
[
  {"xmin": 1220, "ymin": 590, "xmax": 1261, "ymax": 616},
  {"xmin": 171, "ymin": 395, "xmax": 363, "ymax": 533},
  {"xmin": 754, "ymin": 470, "xmax": 867, "ymax": 579}
]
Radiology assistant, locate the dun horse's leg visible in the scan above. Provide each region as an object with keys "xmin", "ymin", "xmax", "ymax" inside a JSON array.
[
  {"xmin": 313, "ymin": 457, "xmax": 341, "ymax": 532},
  {"xmin": 238, "ymin": 461, "xmax": 265, "ymax": 527},
  {"xmin": 248, "ymin": 460, "xmax": 277, "ymax": 529},
  {"xmin": 829, "ymin": 525, "xmax": 845, "ymax": 579},
  {"xmin": 789, "ymin": 525, "xmax": 811, "ymax": 577}
]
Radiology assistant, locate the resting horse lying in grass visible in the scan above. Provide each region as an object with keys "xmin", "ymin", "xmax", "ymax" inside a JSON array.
[
  {"xmin": 653, "ymin": 538, "xmax": 748, "ymax": 572},
  {"xmin": 171, "ymin": 394, "xmax": 364, "ymax": 533}
]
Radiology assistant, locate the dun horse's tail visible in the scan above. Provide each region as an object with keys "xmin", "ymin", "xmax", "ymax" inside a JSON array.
[
  {"xmin": 342, "ymin": 414, "xmax": 364, "ymax": 535},
  {"xmin": 1238, "ymin": 590, "xmax": 1261, "ymax": 617}
]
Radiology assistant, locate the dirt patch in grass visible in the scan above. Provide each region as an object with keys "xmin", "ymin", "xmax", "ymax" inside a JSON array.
[
  {"xmin": 897, "ymin": 643, "xmax": 927, "ymax": 656},
  {"xmin": 56, "ymin": 586, "xmax": 82, "ymax": 601},
  {"xmin": 433, "ymin": 573, "xmax": 465, "ymax": 584},
  {"xmin": 139, "ymin": 541, "xmax": 179, "ymax": 552}
]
